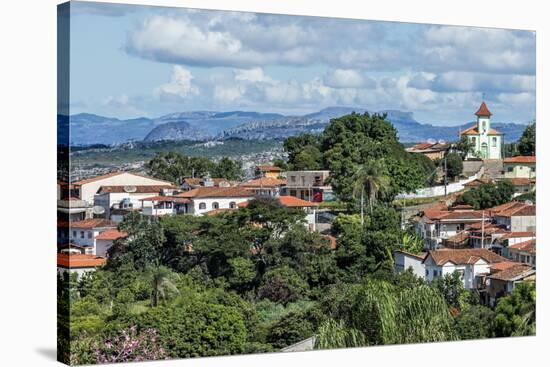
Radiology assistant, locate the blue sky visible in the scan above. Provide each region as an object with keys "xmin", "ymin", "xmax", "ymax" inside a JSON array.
[{"xmin": 67, "ymin": 1, "xmax": 536, "ymax": 125}]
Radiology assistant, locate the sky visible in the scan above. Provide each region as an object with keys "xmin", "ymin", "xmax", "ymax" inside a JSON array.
[{"xmin": 66, "ymin": 1, "xmax": 536, "ymax": 125}]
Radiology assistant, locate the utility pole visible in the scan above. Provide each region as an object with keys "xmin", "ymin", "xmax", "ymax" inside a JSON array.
[
  {"xmin": 444, "ymin": 154, "xmax": 448, "ymax": 198},
  {"xmin": 481, "ymin": 210, "xmax": 485, "ymax": 249}
]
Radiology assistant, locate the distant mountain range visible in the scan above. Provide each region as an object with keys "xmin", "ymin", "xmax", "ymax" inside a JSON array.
[{"xmin": 59, "ymin": 107, "xmax": 529, "ymax": 146}]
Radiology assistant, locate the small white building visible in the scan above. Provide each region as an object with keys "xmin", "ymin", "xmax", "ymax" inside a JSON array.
[
  {"xmin": 57, "ymin": 253, "xmax": 106, "ymax": 279},
  {"xmin": 71, "ymin": 171, "xmax": 174, "ymax": 206},
  {"xmin": 491, "ymin": 202, "xmax": 536, "ymax": 232},
  {"xmin": 423, "ymin": 248, "xmax": 508, "ymax": 289},
  {"xmin": 69, "ymin": 218, "xmax": 117, "ymax": 254},
  {"xmin": 503, "ymin": 156, "xmax": 536, "ymax": 179},
  {"xmin": 175, "ymin": 187, "xmax": 256, "ymax": 216},
  {"xmin": 94, "ymin": 229, "xmax": 127, "ymax": 257},
  {"xmin": 394, "ymin": 250, "xmax": 427, "ymax": 279}
]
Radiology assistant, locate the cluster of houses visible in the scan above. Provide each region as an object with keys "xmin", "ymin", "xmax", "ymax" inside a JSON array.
[{"xmin": 57, "ymin": 166, "xmax": 333, "ymax": 277}]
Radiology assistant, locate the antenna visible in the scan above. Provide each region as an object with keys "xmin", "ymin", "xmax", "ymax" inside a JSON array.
[
  {"xmin": 92, "ymin": 205, "xmax": 106, "ymax": 215},
  {"xmin": 123, "ymin": 185, "xmax": 137, "ymax": 193}
]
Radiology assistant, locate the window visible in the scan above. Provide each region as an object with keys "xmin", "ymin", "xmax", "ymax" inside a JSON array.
[
  {"xmin": 532, "ymin": 166, "xmax": 536, "ymax": 173},
  {"xmin": 72, "ymin": 230, "xmax": 76, "ymax": 238},
  {"xmin": 433, "ymin": 269, "xmax": 438, "ymax": 277},
  {"xmin": 290, "ymin": 176, "xmax": 296, "ymax": 183},
  {"xmin": 199, "ymin": 202, "xmax": 206, "ymax": 210},
  {"xmin": 471, "ymin": 137, "xmax": 476, "ymax": 144},
  {"xmin": 88, "ymin": 231, "xmax": 93, "ymax": 239},
  {"xmin": 229, "ymin": 202, "xmax": 236, "ymax": 209},
  {"xmin": 426, "ymin": 269, "xmax": 429, "ymax": 276},
  {"xmin": 492, "ymin": 137, "xmax": 497, "ymax": 147},
  {"xmin": 80, "ymin": 231, "xmax": 85, "ymax": 239},
  {"xmin": 212, "ymin": 202, "xmax": 219, "ymax": 209},
  {"xmin": 507, "ymin": 166, "xmax": 513, "ymax": 172}
]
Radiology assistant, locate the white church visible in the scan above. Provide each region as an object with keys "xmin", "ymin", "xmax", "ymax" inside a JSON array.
[{"xmin": 460, "ymin": 102, "xmax": 503, "ymax": 160}]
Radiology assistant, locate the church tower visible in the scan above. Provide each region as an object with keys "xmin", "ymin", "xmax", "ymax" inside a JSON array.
[{"xmin": 475, "ymin": 101, "xmax": 492, "ymax": 137}]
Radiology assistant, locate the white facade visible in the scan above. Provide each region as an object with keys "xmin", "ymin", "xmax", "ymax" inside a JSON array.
[
  {"xmin": 462, "ymin": 103, "xmax": 502, "ymax": 160},
  {"xmin": 423, "ymin": 256, "xmax": 490, "ymax": 289},
  {"xmin": 394, "ymin": 251, "xmax": 426, "ymax": 279},
  {"xmin": 94, "ymin": 192, "xmax": 154, "ymax": 218},
  {"xmin": 76, "ymin": 172, "xmax": 172, "ymax": 205},
  {"xmin": 192, "ymin": 197, "xmax": 251, "ymax": 216}
]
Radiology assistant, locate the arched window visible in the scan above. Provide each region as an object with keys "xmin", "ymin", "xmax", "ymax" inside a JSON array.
[
  {"xmin": 199, "ymin": 202, "xmax": 206, "ymax": 210},
  {"xmin": 212, "ymin": 202, "xmax": 219, "ymax": 209},
  {"xmin": 492, "ymin": 137, "xmax": 497, "ymax": 147},
  {"xmin": 229, "ymin": 201, "xmax": 236, "ymax": 209}
]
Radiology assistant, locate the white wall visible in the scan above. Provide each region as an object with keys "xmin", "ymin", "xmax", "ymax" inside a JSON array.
[
  {"xmin": 80, "ymin": 173, "xmax": 171, "ymax": 205},
  {"xmin": 96, "ymin": 239, "xmax": 114, "ymax": 258},
  {"xmin": 395, "ymin": 252, "xmax": 425, "ymax": 279},
  {"xmin": 192, "ymin": 197, "xmax": 252, "ymax": 215}
]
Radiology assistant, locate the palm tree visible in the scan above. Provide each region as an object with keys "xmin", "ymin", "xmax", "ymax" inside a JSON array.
[
  {"xmin": 147, "ymin": 265, "xmax": 179, "ymax": 307},
  {"xmin": 352, "ymin": 161, "xmax": 390, "ymax": 224}
]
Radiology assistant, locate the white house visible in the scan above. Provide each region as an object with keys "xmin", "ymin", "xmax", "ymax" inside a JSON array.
[
  {"xmin": 94, "ymin": 184, "xmax": 178, "ymax": 218},
  {"xmin": 69, "ymin": 218, "xmax": 117, "ymax": 254},
  {"xmin": 71, "ymin": 171, "xmax": 174, "ymax": 206},
  {"xmin": 167, "ymin": 187, "xmax": 255, "ymax": 216},
  {"xmin": 503, "ymin": 156, "xmax": 536, "ymax": 179},
  {"xmin": 394, "ymin": 250, "xmax": 426, "ymax": 279},
  {"xmin": 491, "ymin": 202, "xmax": 536, "ymax": 232},
  {"xmin": 140, "ymin": 195, "xmax": 192, "ymax": 216},
  {"xmin": 487, "ymin": 263, "xmax": 535, "ymax": 306},
  {"xmin": 94, "ymin": 229, "xmax": 127, "ymax": 257},
  {"xmin": 57, "ymin": 253, "xmax": 107, "ymax": 279},
  {"xmin": 423, "ymin": 248, "xmax": 507, "ymax": 289},
  {"xmin": 460, "ymin": 102, "xmax": 502, "ymax": 160}
]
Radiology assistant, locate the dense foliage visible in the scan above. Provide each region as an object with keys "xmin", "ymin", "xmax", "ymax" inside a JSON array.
[
  {"xmin": 455, "ymin": 180, "xmax": 515, "ymax": 209},
  {"xmin": 518, "ymin": 121, "xmax": 536, "ymax": 156}
]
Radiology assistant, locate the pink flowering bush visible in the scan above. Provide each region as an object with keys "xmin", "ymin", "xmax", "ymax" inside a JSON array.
[{"xmin": 93, "ymin": 326, "xmax": 167, "ymax": 364}]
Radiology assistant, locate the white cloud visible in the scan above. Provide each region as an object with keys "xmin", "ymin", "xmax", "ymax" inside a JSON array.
[
  {"xmin": 323, "ymin": 69, "xmax": 376, "ymax": 89},
  {"xmin": 153, "ymin": 65, "xmax": 199, "ymax": 100}
]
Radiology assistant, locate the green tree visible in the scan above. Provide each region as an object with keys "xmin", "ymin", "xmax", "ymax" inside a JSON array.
[
  {"xmin": 227, "ymin": 257, "xmax": 256, "ymax": 292},
  {"xmin": 455, "ymin": 305, "xmax": 495, "ymax": 340},
  {"xmin": 456, "ymin": 135, "xmax": 475, "ymax": 159},
  {"xmin": 456, "ymin": 180, "xmax": 515, "ymax": 209},
  {"xmin": 445, "ymin": 152, "xmax": 463, "ymax": 180},
  {"xmin": 315, "ymin": 319, "xmax": 366, "ymax": 349},
  {"xmin": 283, "ymin": 134, "xmax": 322, "ymax": 170},
  {"xmin": 518, "ymin": 121, "xmax": 536, "ymax": 156},
  {"xmin": 148, "ymin": 152, "xmax": 215, "ymax": 184},
  {"xmin": 272, "ymin": 158, "xmax": 288, "ymax": 171},
  {"xmin": 431, "ymin": 272, "xmax": 470, "ymax": 311},
  {"xmin": 352, "ymin": 160, "xmax": 391, "ymax": 221},
  {"xmin": 257, "ymin": 266, "xmax": 309, "ymax": 305},
  {"xmin": 211, "ymin": 157, "xmax": 242, "ymax": 180},
  {"xmin": 492, "ymin": 282, "xmax": 536, "ymax": 337},
  {"xmin": 147, "ymin": 265, "xmax": 179, "ymax": 307}
]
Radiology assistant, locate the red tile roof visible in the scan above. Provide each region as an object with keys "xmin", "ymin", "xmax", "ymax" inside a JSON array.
[
  {"xmin": 493, "ymin": 203, "xmax": 535, "ymax": 217},
  {"xmin": 278, "ymin": 196, "xmax": 319, "ymax": 207},
  {"xmin": 425, "ymin": 248, "xmax": 507, "ymax": 266},
  {"xmin": 256, "ymin": 165, "xmax": 282, "ymax": 172},
  {"xmin": 57, "ymin": 253, "xmax": 107, "ymax": 268},
  {"xmin": 240, "ymin": 177, "xmax": 287, "ymax": 188},
  {"xmin": 95, "ymin": 229, "xmax": 128, "ymax": 241},
  {"xmin": 508, "ymin": 178, "xmax": 535, "ymax": 186},
  {"xmin": 460, "ymin": 124, "xmax": 502, "ymax": 136},
  {"xmin": 490, "ymin": 261, "xmax": 520, "ymax": 272},
  {"xmin": 140, "ymin": 195, "xmax": 191, "ymax": 203},
  {"xmin": 70, "ymin": 219, "xmax": 117, "ymax": 229},
  {"xmin": 498, "ymin": 231, "xmax": 536, "ymax": 240},
  {"xmin": 509, "ymin": 239, "xmax": 536, "ymax": 254},
  {"xmin": 503, "ymin": 156, "xmax": 536, "ymax": 164},
  {"xmin": 475, "ymin": 101, "xmax": 492, "ymax": 117},
  {"xmin": 177, "ymin": 187, "xmax": 256, "ymax": 199},
  {"xmin": 488, "ymin": 264, "xmax": 534, "ymax": 281}
]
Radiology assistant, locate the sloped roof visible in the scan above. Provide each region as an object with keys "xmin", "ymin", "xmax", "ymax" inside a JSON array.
[
  {"xmin": 494, "ymin": 203, "xmax": 535, "ymax": 217},
  {"xmin": 95, "ymin": 229, "xmax": 128, "ymax": 241},
  {"xmin": 240, "ymin": 177, "xmax": 287, "ymax": 188},
  {"xmin": 256, "ymin": 165, "xmax": 282, "ymax": 172},
  {"xmin": 509, "ymin": 239, "xmax": 536, "ymax": 254},
  {"xmin": 176, "ymin": 186, "xmax": 255, "ymax": 199},
  {"xmin": 503, "ymin": 156, "xmax": 536, "ymax": 164},
  {"xmin": 57, "ymin": 253, "xmax": 107, "ymax": 268},
  {"xmin": 70, "ymin": 219, "xmax": 117, "ymax": 229},
  {"xmin": 475, "ymin": 101, "xmax": 492, "ymax": 117},
  {"xmin": 278, "ymin": 196, "xmax": 319, "ymax": 207},
  {"xmin": 488, "ymin": 264, "xmax": 534, "ymax": 281},
  {"xmin": 460, "ymin": 124, "xmax": 502, "ymax": 136},
  {"xmin": 498, "ymin": 231, "xmax": 536, "ymax": 240},
  {"xmin": 425, "ymin": 248, "xmax": 507, "ymax": 266},
  {"xmin": 140, "ymin": 195, "xmax": 191, "ymax": 203}
]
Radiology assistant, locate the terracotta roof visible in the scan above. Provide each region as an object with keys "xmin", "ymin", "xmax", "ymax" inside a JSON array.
[
  {"xmin": 278, "ymin": 196, "xmax": 319, "ymax": 207},
  {"xmin": 494, "ymin": 203, "xmax": 535, "ymax": 217},
  {"xmin": 176, "ymin": 187, "xmax": 256, "ymax": 199},
  {"xmin": 503, "ymin": 156, "xmax": 536, "ymax": 164},
  {"xmin": 490, "ymin": 261, "xmax": 520, "ymax": 272},
  {"xmin": 140, "ymin": 195, "xmax": 191, "ymax": 203},
  {"xmin": 256, "ymin": 165, "xmax": 282, "ymax": 172},
  {"xmin": 489, "ymin": 201, "xmax": 522, "ymax": 214},
  {"xmin": 475, "ymin": 101, "xmax": 492, "ymax": 117},
  {"xmin": 95, "ymin": 229, "xmax": 128, "ymax": 241},
  {"xmin": 508, "ymin": 178, "xmax": 535, "ymax": 186},
  {"xmin": 451, "ymin": 204, "xmax": 474, "ymax": 210},
  {"xmin": 72, "ymin": 171, "xmax": 172, "ymax": 186},
  {"xmin": 425, "ymin": 248, "xmax": 507, "ymax": 266},
  {"xmin": 97, "ymin": 185, "xmax": 178, "ymax": 194},
  {"xmin": 240, "ymin": 177, "xmax": 287, "ymax": 188},
  {"xmin": 70, "ymin": 219, "xmax": 117, "ymax": 229},
  {"xmin": 57, "ymin": 253, "xmax": 107, "ymax": 268},
  {"xmin": 509, "ymin": 239, "xmax": 536, "ymax": 254},
  {"xmin": 394, "ymin": 250, "xmax": 427, "ymax": 260},
  {"xmin": 464, "ymin": 178, "xmax": 493, "ymax": 188},
  {"xmin": 460, "ymin": 124, "xmax": 502, "ymax": 136},
  {"xmin": 488, "ymin": 264, "xmax": 534, "ymax": 281},
  {"xmin": 445, "ymin": 231, "xmax": 470, "ymax": 244},
  {"xmin": 498, "ymin": 231, "xmax": 536, "ymax": 240},
  {"xmin": 203, "ymin": 208, "xmax": 237, "ymax": 216},
  {"xmin": 182, "ymin": 178, "xmax": 238, "ymax": 187}
]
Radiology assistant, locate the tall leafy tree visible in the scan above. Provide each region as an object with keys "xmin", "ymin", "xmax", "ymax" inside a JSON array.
[
  {"xmin": 211, "ymin": 157, "xmax": 242, "ymax": 180},
  {"xmin": 352, "ymin": 160, "xmax": 390, "ymax": 221},
  {"xmin": 147, "ymin": 265, "xmax": 179, "ymax": 307},
  {"xmin": 148, "ymin": 152, "xmax": 215, "ymax": 184},
  {"xmin": 492, "ymin": 282, "xmax": 536, "ymax": 337},
  {"xmin": 445, "ymin": 152, "xmax": 463, "ymax": 180},
  {"xmin": 518, "ymin": 121, "xmax": 536, "ymax": 156}
]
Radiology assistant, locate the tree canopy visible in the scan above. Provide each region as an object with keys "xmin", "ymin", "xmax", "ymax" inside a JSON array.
[{"xmin": 518, "ymin": 121, "xmax": 536, "ymax": 156}]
